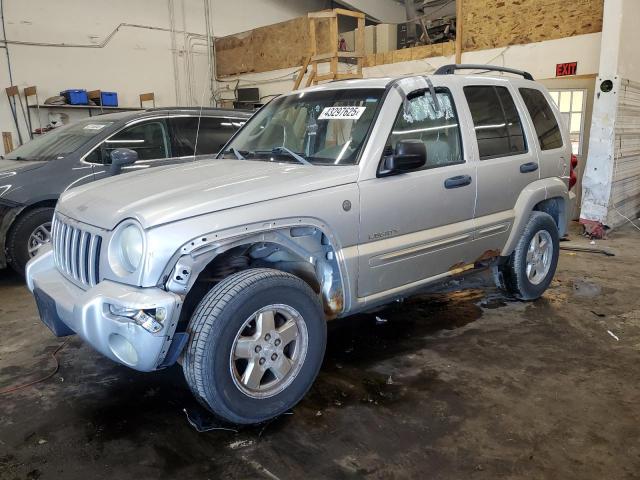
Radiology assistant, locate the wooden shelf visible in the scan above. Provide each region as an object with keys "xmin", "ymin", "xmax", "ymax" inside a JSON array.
[{"xmin": 28, "ymin": 104, "xmax": 142, "ymax": 112}]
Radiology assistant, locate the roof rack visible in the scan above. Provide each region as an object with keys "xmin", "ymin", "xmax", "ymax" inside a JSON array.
[{"xmin": 434, "ymin": 64, "xmax": 534, "ymax": 81}]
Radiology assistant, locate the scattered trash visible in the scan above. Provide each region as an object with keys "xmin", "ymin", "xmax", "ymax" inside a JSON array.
[
  {"xmin": 386, "ymin": 375, "xmax": 394, "ymax": 385},
  {"xmin": 334, "ymin": 400, "xmax": 342, "ymax": 407},
  {"xmin": 183, "ymin": 408, "xmax": 238, "ymax": 433},
  {"xmin": 375, "ymin": 316, "xmax": 388, "ymax": 325},
  {"xmin": 560, "ymin": 244, "xmax": 615, "ymax": 256},
  {"xmin": 607, "ymin": 330, "xmax": 620, "ymax": 341},
  {"xmin": 590, "ymin": 240, "xmax": 596, "ymax": 245},
  {"xmin": 315, "ymin": 410, "xmax": 323, "ymax": 417},
  {"xmin": 591, "ymin": 311, "xmax": 606, "ymax": 318},
  {"xmin": 344, "ymin": 346, "xmax": 354, "ymax": 354},
  {"xmin": 335, "ymin": 363, "xmax": 343, "ymax": 369},
  {"xmin": 37, "ymin": 439, "xmax": 47, "ymax": 445},
  {"xmin": 229, "ymin": 439, "xmax": 253, "ymax": 450}
]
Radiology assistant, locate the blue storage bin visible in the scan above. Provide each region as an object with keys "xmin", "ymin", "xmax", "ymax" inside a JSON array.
[
  {"xmin": 60, "ymin": 89, "xmax": 89, "ymax": 105},
  {"xmin": 100, "ymin": 91, "xmax": 118, "ymax": 107}
]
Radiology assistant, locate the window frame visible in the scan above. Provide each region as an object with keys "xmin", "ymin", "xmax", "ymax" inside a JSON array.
[
  {"xmin": 547, "ymin": 88, "xmax": 587, "ymax": 156},
  {"xmin": 168, "ymin": 114, "xmax": 247, "ymax": 158},
  {"xmin": 82, "ymin": 116, "xmax": 172, "ymax": 165},
  {"xmin": 518, "ymin": 87, "xmax": 565, "ymax": 152},
  {"xmin": 378, "ymin": 86, "xmax": 466, "ymax": 176},
  {"xmin": 463, "ymin": 84, "xmax": 529, "ymax": 161}
]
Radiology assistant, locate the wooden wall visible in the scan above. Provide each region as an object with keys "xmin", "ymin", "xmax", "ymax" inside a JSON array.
[
  {"xmin": 215, "ymin": 16, "xmax": 331, "ymax": 77},
  {"xmin": 215, "ymin": 0, "xmax": 605, "ymax": 77},
  {"xmin": 461, "ymin": 0, "xmax": 604, "ymax": 51}
]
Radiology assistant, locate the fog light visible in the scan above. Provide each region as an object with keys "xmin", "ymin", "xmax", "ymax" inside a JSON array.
[
  {"xmin": 107, "ymin": 304, "xmax": 166, "ymax": 333},
  {"xmin": 133, "ymin": 310, "xmax": 163, "ymax": 333}
]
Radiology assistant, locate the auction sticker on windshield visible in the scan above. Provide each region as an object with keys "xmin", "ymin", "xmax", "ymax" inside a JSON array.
[{"xmin": 319, "ymin": 106, "xmax": 366, "ymax": 120}]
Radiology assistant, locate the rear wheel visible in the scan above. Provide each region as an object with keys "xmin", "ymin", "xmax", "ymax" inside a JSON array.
[
  {"xmin": 6, "ymin": 207, "xmax": 55, "ymax": 275},
  {"xmin": 183, "ymin": 268, "xmax": 326, "ymax": 425},
  {"xmin": 499, "ymin": 211, "xmax": 559, "ymax": 300}
]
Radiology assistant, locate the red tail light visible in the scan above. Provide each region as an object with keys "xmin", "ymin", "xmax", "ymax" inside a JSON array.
[{"xmin": 569, "ymin": 154, "xmax": 578, "ymax": 190}]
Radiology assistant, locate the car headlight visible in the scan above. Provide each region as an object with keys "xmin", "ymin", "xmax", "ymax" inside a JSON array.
[{"xmin": 109, "ymin": 220, "xmax": 145, "ymax": 275}]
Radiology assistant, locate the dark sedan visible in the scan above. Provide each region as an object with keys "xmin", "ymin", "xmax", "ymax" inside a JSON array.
[{"xmin": 0, "ymin": 107, "xmax": 251, "ymax": 273}]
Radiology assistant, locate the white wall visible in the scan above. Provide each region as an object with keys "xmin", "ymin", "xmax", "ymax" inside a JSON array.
[{"xmin": 0, "ymin": 0, "xmax": 328, "ymax": 154}]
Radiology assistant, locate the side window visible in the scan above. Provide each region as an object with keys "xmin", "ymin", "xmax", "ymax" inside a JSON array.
[
  {"xmin": 464, "ymin": 86, "xmax": 527, "ymax": 160},
  {"xmin": 104, "ymin": 121, "xmax": 169, "ymax": 163},
  {"xmin": 170, "ymin": 117, "xmax": 243, "ymax": 157},
  {"xmin": 519, "ymin": 88, "xmax": 563, "ymax": 150},
  {"xmin": 385, "ymin": 89, "xmax": 463, "ymax": 170}
]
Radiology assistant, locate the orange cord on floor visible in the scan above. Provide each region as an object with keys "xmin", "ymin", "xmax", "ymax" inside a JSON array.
[{"xmin": 0, "ymin": 340, "xmax": 68, "ymax": 395}]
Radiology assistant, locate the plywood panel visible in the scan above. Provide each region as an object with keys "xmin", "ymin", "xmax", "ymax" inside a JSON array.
[
  {"xmin": 215, "ymin": 16, "xmax": 332, "ymax": 77},
  {"xmin": 462, "ymin": 0, "xmax": 604, "ymax": 51}
]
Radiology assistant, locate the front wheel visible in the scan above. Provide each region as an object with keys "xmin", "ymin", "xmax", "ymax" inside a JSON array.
[
  {"xmin": 183, "ymin": 268, "xmax": 326, "ymax": 425},
  {"xmin": 499, "ymin": 211, "xmax": 559, "ymax": 300},
  {"xmin": 6, "ymin": 207, "xmax": 55, "ymax": 275}
]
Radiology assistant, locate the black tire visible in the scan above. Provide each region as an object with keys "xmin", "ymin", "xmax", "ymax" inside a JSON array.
[
  {"xmin": 183, "ymin": 268, "xmax": 326, "ymax": 425},
  {"xmin": 499, "ymin": 211, "xmax": 559, "ymax": 301},
  {"xmin": 6, "ymin": 207, "xmax": 55, "ymax": 276}
]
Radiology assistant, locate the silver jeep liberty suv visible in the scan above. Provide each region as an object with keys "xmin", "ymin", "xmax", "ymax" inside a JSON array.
[{"xmin": 27, "ymin": 65, "xmax": 577, "ymax": 425}]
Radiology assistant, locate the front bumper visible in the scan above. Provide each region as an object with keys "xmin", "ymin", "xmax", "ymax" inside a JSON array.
[{"xmin": 26, "ymin": 246, "xmax": 182, "ymax": 372}]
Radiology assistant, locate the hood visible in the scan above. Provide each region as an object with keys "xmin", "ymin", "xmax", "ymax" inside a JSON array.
[
  {"xmin": 0, "ymin": 159, "xmax": 46, "ymax": 178},
  {"xmin": 0, "ymin": 159, "xmax": 47, "ymax": 199},
  {"xmin": 58, "ymin": 159, "xmax": 359, "ymax": 230}
]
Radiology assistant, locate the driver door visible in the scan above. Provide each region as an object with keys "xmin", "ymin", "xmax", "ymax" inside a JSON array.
[
  {"xmin": 87, "ymin": 118, "xmax": 171, "ymax": 179},
  {"xmin": 357, "ymin": 88, "xmax": 477, "ymax": 298}
]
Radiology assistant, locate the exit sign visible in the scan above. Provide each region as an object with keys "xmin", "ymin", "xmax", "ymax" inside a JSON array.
[{"xmin": 556, "ymin": 62, "xmax": 578, "ymax": 77}]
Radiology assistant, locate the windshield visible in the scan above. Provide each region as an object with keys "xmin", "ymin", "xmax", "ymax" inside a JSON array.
[
  {"xmin": 4, "ymin": 119, "xmax": 114, "ymax": 161},
  {"xmin": 220, "ymin": 88, "xmax": 383, "ymax": 165}
]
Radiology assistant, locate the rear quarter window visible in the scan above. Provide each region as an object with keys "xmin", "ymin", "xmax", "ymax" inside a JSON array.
[
  {"xmin": 519, "ymin": 88, "xmax": 563, "ymax": 151},
  {"xmin": 463, "ymin": 85, "xmax": 527, "ymax": 160}
]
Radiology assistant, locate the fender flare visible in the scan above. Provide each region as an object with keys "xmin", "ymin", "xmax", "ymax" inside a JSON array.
[
  {"xmin": 502, "ymin": 177, "xmax": 570, "ymax": 256},
  {"xmin": 161, "ymin": 217, "xmax": 351, "ymax": 318}
]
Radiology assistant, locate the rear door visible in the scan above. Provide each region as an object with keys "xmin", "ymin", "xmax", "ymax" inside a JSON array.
[
  {"xmin": 168, "ymin": 116, "xmax": 245, "ymax": 158},
  {"xmin": 461, "ymin": 81, "xmax": 539, "ymax": 253},
  {"xmin": 357, "ymin": 86, "xmax": 477, "ymax": 298}
]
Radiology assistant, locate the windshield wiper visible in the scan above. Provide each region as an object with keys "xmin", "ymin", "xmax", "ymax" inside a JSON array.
[
  {"xmin": 223, "ymin": 147, "xmax": 247, "ymax": 160},
  {"xmin": 262, "ymin": 147, "xmax": 312, "ymax": 166}
]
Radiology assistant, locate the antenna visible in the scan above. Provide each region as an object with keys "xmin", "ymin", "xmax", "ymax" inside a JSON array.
[{"xmin": 193, "ymin": 75, "xmax": 210, "ymax": 160}]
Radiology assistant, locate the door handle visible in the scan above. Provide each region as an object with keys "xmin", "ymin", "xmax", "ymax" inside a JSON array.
[
  {"xmin": 444, "ymin": 175, "xmax": 472, "ymax": 189},
  {"xmin": 520, "ymin": 162, "xmax": 539, "ymax": 173}
]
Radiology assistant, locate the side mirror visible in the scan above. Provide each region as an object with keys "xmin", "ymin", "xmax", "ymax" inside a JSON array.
[
  {"xmin": 383, "ymin": 139, "xmax": 427, "ymax": 174},
  {"xmin": 109, "ymin": 148, "xmax": 139, "ymax": 175}
]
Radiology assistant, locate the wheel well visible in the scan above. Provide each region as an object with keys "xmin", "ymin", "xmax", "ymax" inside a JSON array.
[
  {"xmin": 533, "ymin": 197, "xmax": 566, "ymax": 234},
  {"xmin": 173, "ymin": 228, "xmax": 344, "ymax": 329},
  {"xmin": 5, "ymin": 200, "xmax": 57, "ymax": 239}
]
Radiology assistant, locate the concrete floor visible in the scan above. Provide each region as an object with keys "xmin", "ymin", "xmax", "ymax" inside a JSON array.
[{"xmin": 1, "ymin": 226, "xmax": 639, "ymax": 479}]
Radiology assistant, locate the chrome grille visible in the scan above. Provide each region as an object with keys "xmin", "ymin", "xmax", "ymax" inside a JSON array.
[{"xmin": 52, "ymin": 214, "xmax": 102, "ymax": 287}]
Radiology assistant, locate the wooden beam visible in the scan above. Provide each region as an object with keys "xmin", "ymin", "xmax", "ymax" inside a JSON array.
[
  {"xmin": 333, "ymin": 8, "xmax": 365, "ymax": 19},
  {"xmin": 308, "ymin": 10, "xmax": 336, "ymax": 19},
  {"xmin": 2, "ymin": 132, "xmax": 13, "ymax": 154},
  {"xmin": 293, "ymin": 56, "xmax": 311, "ymax": 90},
  {"xmin": 455, "ymin": 0, "xmax": 463, "ymax": 64}
]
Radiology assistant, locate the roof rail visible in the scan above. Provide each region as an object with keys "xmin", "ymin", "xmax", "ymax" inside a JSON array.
[{"xmin": 434, "ymin": 64, "xmax": 534, "ymax": 81}]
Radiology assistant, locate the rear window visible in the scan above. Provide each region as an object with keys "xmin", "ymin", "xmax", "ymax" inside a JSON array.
[
  {"xmin": 519, "ymin": 88, "xmax": 563, "ymax": 151},
  {"xmin": 464, "ymin": 85, "xmax": 527, "ymax": 160}
]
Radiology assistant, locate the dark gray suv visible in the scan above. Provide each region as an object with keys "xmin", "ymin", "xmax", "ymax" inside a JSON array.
[{"xmin": 0, "ymin": 107, "xmax": 251, "ymax": 274}]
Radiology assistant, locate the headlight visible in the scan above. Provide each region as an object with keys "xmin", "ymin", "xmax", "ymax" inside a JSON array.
[{"xmin": 109, "ymin": 220, "xmax": 145, "ymax": 275}]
